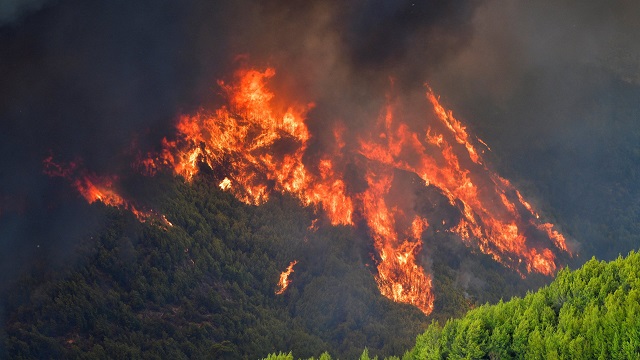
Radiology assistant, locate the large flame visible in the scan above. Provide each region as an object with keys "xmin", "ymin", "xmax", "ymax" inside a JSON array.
[
  {"xmin": 152, "ymin": 68, "xmax": 354, "ymax": 225},
  {"xmin": 359, "ymin": 91, "xmax": 570, "ymax": 277},
  {"xmin": 138, "ymin": 66, "xmax": 570, "ymax": 315}
]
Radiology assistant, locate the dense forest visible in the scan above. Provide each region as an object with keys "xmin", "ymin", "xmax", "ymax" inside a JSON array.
[
  {"xmin": 404, "ymin": 251, "xmax": 640, "ymax": 359},
  {"xmin": 264, "ymin": 251, "xmax": 640, "ymax": 359},
  {"xmin": 1, "ymin": 173, "xmax": 548, "ymax": 359}
]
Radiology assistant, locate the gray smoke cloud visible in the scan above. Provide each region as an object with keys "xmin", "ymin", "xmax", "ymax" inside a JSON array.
[
  {"xmin": 0, "ymin": 0, "xmax": 50, "ymax": 25},
  {"xmin": 430, "ymin": 0, "xmax": 640, "ymax": 102},
  {"xmin": 428, "ymin": 0, "xmax": 640, "ymax": 259}
]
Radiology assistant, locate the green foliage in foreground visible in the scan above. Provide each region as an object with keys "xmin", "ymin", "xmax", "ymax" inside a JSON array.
[
  {"xmin": 261, "ymin": 348, "xmax": 393, "ymax": 360},
  {"xmin": 403, "ymin": 251, "xmax": 640, "ymax": 359}
]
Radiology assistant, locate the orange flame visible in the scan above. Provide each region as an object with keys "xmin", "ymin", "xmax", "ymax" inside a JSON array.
[
  {"xmin": 358, "ymin": 90, "xmax": 571, "ymax": 278},
  {"xmin": 149, "ymin": 68, "xmax": 354, "ymax": 225},
  {"xmin": 43, "ymin": 156, "xmax": 171, "ymax": 226},
  {"xmin": 358, "ymin": 166, "xmax": 434, "ymax": 314},
  {"xmin": 275, "ymin": 260, "xmax": 298, "ymax": 295},
  {"xmin": 142, "ymin": 66, "xmax": 571, "ymax": 315}
]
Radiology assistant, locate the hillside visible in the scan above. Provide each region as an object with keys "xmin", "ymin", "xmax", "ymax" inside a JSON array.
[
  {"xmin": 1, "ymin": 174, "xmax": 547, "ymax": 359},
  {"xmin": 404, "ymin": 251, "xmax": 640, "ymax": 359}
]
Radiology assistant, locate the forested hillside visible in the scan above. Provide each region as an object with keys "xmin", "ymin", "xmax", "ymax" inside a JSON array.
[
  {"xmin": 2, "ymin": 176, "xmax": 544, "ymax": 359},
  {"xmin": 404, "ymin": 251, "xmax": 640, "ymax": 359},
  {"xmin": 1, "ymin": 175, "xmax": 419, "ymax": 359},
  {"xmin": 1, "ymin": 174, "xmax": 547, "ymax": 359}
]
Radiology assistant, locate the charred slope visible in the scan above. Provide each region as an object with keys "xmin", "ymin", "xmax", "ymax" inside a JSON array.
[{"xmin": 2, "ymin": 174, "xmax": 547, "ymax": 359}]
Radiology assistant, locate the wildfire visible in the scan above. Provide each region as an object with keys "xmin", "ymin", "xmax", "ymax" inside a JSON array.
[
  {"xmin": 148, "ymin": 68, "xmax": 354, "ymax": 225},
  {"xmin": 358, "ymin": 90, "xmax": 571, "ymax": 278},
  {"xmin": 43, "ymin": 156, "xmax": 172, "ymax": 227},
  {"xmin": 276, "ymin": 260, "xmax": 298, "ymax": 295},
  {"xmin": 135, "ymin": 66, "xmax": 571, "ymax": 315},
  {"xmin": 219, "ymin": 177, "xmax": 232, "ymax": 191}
]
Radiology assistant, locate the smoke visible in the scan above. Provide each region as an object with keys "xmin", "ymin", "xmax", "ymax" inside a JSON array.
[
  {"xmin": 427, "ymin": 0, "xmax": 640, "ymax": 259},
  {"xmin": 429, "ymin": 0, "xmax": 640, "ymax": 104},
  {"xmin": 0, "ymin": 0, "xmax": 232, "ymax": 291},
  {"xmin": 0, "ymin": 0, "xmax": 51, "ymax": 25}
]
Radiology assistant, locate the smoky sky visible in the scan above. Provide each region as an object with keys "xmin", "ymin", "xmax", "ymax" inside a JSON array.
[
  {"xmin": 1, "ymin": 0, "xmax": 640, "ymax": 290},
  {"xmin": 429, "ymin": 0, "xmax": 640, "ymax": 259},
  {"xmin": 0, "ymin": 0, "xmax": 483, "ymax": 291}
]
